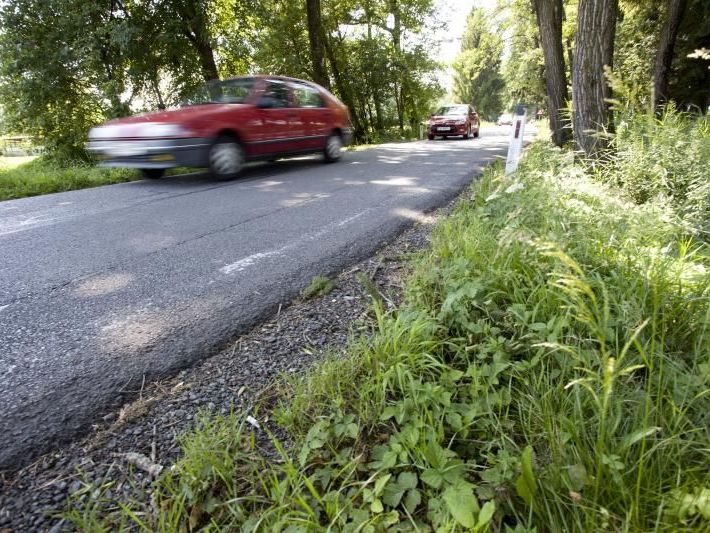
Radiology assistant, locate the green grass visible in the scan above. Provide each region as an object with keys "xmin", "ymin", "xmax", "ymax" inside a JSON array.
[
  {"xmin": 0, "ymin": 157, "xmax": 138, "ymax": 201},
  {"xmin": 67, "ymin": 114, "xmax": 710, "ymax": 531},
  {"xmin": 301, "ymin": 276, "xmax": 337, "ymax": 300}
]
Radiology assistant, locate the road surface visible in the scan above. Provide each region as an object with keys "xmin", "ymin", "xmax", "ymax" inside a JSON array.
[{"xmin": 0, "ymin": 128, "xmax": 519, "ymax": 469}]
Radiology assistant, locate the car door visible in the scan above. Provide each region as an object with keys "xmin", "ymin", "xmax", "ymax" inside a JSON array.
[
  {"xmin": 252, "ymin": 80, "xmax": 303, "ymax": 156},
  {"xmin": 291, "ymin": 82, "xmax": 330, "ymax": 150}
]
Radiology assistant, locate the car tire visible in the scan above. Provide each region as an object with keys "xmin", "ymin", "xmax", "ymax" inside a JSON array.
[
  {"xmin": 141, "ymin": 168, "xmax": 165, "ymax": 179},
  {"xmin": 323, "ymin": 132, "xmax": 343, "ymax": 163},
  {"xmin": 473, "ymin": 129, "xmax": 480, "ymax": 139},
  {"xmin": 427, "ymin": 134, "xmax": 434, "ymax": 140},
  {"xmin": 463, "ymin": 125, "xmax": 471, "ymax": 139},
  {"xmin": 209, "ymin": 135, "xmax": 244, "ymax": 180}
]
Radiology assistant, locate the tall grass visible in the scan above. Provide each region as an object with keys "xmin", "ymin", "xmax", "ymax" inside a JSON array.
[
  {"xmin": 68, "ymin": 118, "xmax": 710, "ymax": 531},
  {"xmin": 0, "ymin": 156, "xmax": 137, "ymax": 201}
]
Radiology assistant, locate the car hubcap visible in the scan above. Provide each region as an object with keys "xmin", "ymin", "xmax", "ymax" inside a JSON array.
[
  {"xmin": 210, "ymin": 142, "xmax": 243, "ymax": 175},
  {"xmin": 326, "ymin": 135, "xmax": 343, "ymax": 159}
]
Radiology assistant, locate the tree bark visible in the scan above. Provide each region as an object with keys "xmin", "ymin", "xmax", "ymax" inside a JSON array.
[
  {"xmin": 324, "ymin": 34, "xmax": 364, "ymax": 140},
  {"xmin": 389, "ymin": 0, "xmax": 406, "ymax": 132},
  {"xmin": 178, "ymin": 2, "xmax": 219, "ymax": 81},
  {"xmin": 533, "ymin": 0, "xmax": 571, "ymax": 146},
  {"xmin": 305, "ymin": 0, "xmax": 329, "ymax": 88},
  {"xmin": 653, "ymin": 0, "xmax": 687, "ymax": 108},
  {"xmin": 572, "ymin": 0, "xmax": 618, "ymax": 158}
]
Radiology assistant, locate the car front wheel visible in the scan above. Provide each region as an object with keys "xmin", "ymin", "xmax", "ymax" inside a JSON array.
[
  {"xmin": 473, "ymin": 128, "xmax": 480, "ymax": 138},
  {"xmin": 323, "ymin": 133, "xmax": 343, "ymax": 163},
  {"xmin": 209, "ymin": 136, "xmax": 244, "ymax": 180}
]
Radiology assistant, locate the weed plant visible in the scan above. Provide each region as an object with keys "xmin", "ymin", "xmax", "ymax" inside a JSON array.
[{"xmin": 69, "ymin": 136, "xmax": 710, "ymax": 531}]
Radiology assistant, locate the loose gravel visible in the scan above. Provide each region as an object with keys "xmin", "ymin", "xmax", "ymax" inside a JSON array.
[{"xmin": 0, "ymin": 200, "xmax": 454, "ymax": 532}]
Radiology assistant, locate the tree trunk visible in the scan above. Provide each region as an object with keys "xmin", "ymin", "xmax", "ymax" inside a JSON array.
[
  {"xmin": 653, "ymin": 0, "xmax": 687, "ymax": 108},
  {"xmin": 534, "ymin": 0, "xmax": 571, "ymax": 146},
  {"xmin": 179, "ymin": 2, "xmax": 219, "ymax": 81},
  {"xmin": 389, "ymin": 0, "xmax": 405, "ymax": 133},
  {"xmin": 324, "ymin": 35, "xmax": 364, "ymax": 140},
  {"xmin": 572, "ymin": 0, "xmax": 618, "ymax": 158},
  {"xmin": 305, "ymin": 0, "xmax": 329, "ymax": 88}
]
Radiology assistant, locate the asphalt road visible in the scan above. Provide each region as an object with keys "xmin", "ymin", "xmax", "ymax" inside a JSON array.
[{"xmin": 0, "ymin": 127, "xmax": 518, "ymax": 470}]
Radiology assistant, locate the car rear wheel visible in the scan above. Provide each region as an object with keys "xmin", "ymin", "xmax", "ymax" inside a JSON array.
[
  {"xmin": 463, "ymin": 125, "xmax": 471, "ymax": 139},
  {"xmin": 473, "ymin": 129, "xmax": 480, "ymax": 138},
  {"xmin": 209, "ymin": 136, "xmax": 244, "ymax": 180},
  {"xmin": 323, "ymin": 133, "xmax": 343, "ymax": 163},
  {"xmin": 140, "ymin": 168, "xmax": 165, "ymax": 180}
]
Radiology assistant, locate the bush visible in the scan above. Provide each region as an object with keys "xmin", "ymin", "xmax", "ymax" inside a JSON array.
[{"xmin": 600, "ymin": 108, "xmax": 710, "ymax": 239}]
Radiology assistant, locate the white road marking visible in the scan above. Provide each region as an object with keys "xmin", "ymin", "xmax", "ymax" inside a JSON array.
[
  {"xmin": 220, "ymin": 250, "xmax": 284, "ymax": 275},
  {"xmin": 219, "ymin": 208, "xmax": 374, "ymax": 276},
  {"xmin": 0, "ymin": 304, "xmax": 9, "ymax": 313}
]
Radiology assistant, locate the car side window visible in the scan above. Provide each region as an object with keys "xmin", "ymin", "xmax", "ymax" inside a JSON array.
[
  {"xmin": 259, "ymin": 81, "xmax": 291, "ymax": 109},
  {"xmin": 292, "ymin": 83, "xmax": 325, "ymax": 108}
]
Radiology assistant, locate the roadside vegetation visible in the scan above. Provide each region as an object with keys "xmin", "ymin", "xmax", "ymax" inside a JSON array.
[
  {"xmin": 67, "ymin": 111, "xmax": 710, "ymax": 530},
  {"xmin": 0, "ymin": 157, "xmax": 138, "ymax": 201}
]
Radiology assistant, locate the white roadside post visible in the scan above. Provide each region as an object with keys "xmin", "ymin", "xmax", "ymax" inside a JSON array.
[{"xmin": 505, "ymin": 106, "xmax": 527, "ymax": 175}]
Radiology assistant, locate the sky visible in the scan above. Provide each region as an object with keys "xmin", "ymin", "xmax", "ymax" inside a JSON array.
[
  {"xmin": 435, "ymin": 0, "xmax": 498, "ymax": 64},
  {"xmin": 434, "ymin": 0, "xmax": 498, "ymax": 91}
]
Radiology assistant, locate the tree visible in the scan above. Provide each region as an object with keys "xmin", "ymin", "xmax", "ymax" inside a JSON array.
[
  {"xmin": 452, "ymin": 8, "xmax": 505, "ymax": 121},
  {"xmin": 572, "ymin": 0, "xmax": 618, "ymax": 158},
  {"xmin": 533, "ymin": 0, "xmax": 571, "ymax": 145},
  {"xmin": 653, "ymin": 0, "xmax": 687, "ymax": 108},
  {"xmin": 497, "ymin": 0, "xmax": 546, "ymax": 113},
  {"xmin": 306, "ymin": 0, "xmax": 329, "ymax": 88}
]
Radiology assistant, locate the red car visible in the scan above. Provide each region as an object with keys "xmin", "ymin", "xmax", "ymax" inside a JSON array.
[
  {"xmin": 427, "ymin": 104, "xmax": 480, "ymax": 140},
  {"xmin": 88, "ymin": 75, "xmax": 352, "ymax": 180}
]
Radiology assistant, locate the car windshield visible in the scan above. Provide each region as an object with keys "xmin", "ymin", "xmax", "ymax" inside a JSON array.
[
  {"xmin": 435, "ymin": 105, "xmax": 468, "ymax": 116},
  {"xmin": 184, "ymin": 78, "xmax": 255, "ymax": 105}
]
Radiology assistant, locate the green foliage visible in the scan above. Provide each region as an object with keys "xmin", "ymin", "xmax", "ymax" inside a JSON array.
[
  {"xmin": 301, "ymin": 276, "xmax": 337, "ymax": 300},
  {"xmin": 600, "ymin": 108, "xmax": 710, "ymax": 238},
  {"xmin": 69, "ymin": 116, "xmax": 710, "ymax": 530},
  {"xmin": 0, "ymin": 157, "xmax": 137, "ymax": 201},
  {"xmin": 497, "ymin": 0, "xmax": 547, "ymax": 111},
  {"xmin": 453, "ymin": 8, "xmax": 505, "ymax": 121}
]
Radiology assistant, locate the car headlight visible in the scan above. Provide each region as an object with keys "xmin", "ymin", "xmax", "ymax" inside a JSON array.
[
  {"xmin": 138, "ymin": 123, "xmax": 188, "ymax": 138},
  {"xmin": 88, "ymin": 125, "xmax": 121, "ymax": 140},
  {"xmin": 455, "ymin": 119, "xmax": 467, "ymax": 125}
]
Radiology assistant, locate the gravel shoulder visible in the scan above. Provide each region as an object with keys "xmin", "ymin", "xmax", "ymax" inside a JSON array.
[{"xmin": 0, "ymin": 189, "xmax": 461, "ymax": 532}]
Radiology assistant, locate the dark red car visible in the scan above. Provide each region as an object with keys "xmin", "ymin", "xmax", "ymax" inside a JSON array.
[
  {"xmin": 88, "ymin": 75, "xmax": 352, "ymax": 180},
  {"xmin": 427, "ymin": 104, "xmax": 480, "ymax": 140}
]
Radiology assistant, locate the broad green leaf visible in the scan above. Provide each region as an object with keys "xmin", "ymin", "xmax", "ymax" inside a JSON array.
[
  {"xmin": 443, "ymin": 481, "xmax": 479, "ymax": 528},
  {"xmin": 621, "ymin": 427, "xmax": 661, "ymax": 449},
  {"xmin": 515, "ymin": 446, "xmax": 537, "ymax": 506},
  {"xmin": 398, "ymin": 471, "xmax": 418, "ymax": 490},
  {"xmin": 404, "ymin": 488, "xmax": 421, "ymax": 513},
  {"xmin": 567, "ymin": 464, "xmax": 588, "ymax": 491},
  {"xmin": 421, "ymin": 468, "xmax": 444, "ymax": 489},
  {"xmin": 476, "ymin": 500, "xmax": 496, "ymax": 530}
]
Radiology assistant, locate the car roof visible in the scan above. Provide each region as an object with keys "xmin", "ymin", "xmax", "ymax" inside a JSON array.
[{"xmin": 224, "ymin": 74, "xmax": 319, "ymax": 86}]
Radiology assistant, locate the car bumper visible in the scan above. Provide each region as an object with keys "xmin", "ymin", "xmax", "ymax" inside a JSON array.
[
  {"xmin": 428, "ymin": 125, "xmax": 469, "ymax": 135},
  {"xmin": 86, "ymin": 138, "xmax": 211, "ymax": 169}
]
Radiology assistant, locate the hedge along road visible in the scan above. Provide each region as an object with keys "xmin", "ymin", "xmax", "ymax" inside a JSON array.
[{"xmin": 0, "ymin": 127, "xmax": 523, "ymax": 470}]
